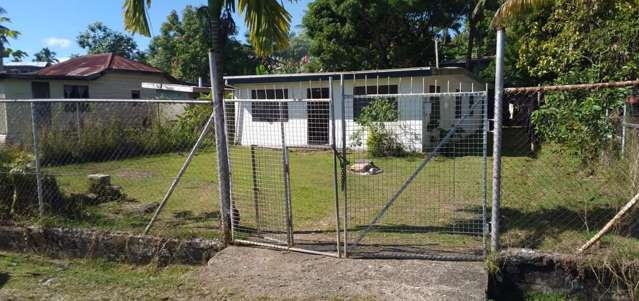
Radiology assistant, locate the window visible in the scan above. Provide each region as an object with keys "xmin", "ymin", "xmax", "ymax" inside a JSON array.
[
  {"xmin": 251, "ymin": 89, "xmax": 289, "ymax": 122},
  {"xmin": 353, "ymin": 85, "xmax": 398, "ymax": 120},
  {"xmin": 307, "ymin": 87, "xmax": 329, "ymax": 99},
  {"xmin": 63, "ymin": 85, "xmax": 91, "ymax": 112},
  {"xmin": 455, "ymin": 90, "xmax": 462, "ymax": 119},
  {"xmin": 427, "ymin": 85, "xmax": 441, "ymax": 130},
  {"xmin": 131, "ymin": 90, "xmax": 141, "ymax": 99}
]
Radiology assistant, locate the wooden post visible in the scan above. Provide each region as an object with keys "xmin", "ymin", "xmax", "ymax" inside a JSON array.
[{"xmin": 577, "ymin": 191, "xmax": 639, "ymax": 254}]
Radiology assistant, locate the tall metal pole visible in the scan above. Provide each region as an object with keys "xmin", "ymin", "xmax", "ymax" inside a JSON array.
[
  {"xmin": 491, "ymin": 28, "xmax": 505, "ymax": 252},
  {"xmin": 340, "ymin": 73, "xmax": 348, "ymax": 256},
  {"xmin": 209, "ymin": 50, "xmax": 232, "ymax": 245},
  {"xmin": 329, "ymin": 77, "xmax": 342, "ymax": 257},
  {"xmin": 280, "ymin": 121, "xmax": 294, "ymax": 247},
  {"xmin": 30, "ymin": 103, "xmax": 44, "ymax": 217},
  {"xmin": 622, "ymin": 103, "xmax": 627, "ymax": 157}
]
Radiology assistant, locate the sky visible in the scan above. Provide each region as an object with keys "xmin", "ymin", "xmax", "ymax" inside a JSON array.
[{"xmin": 1, "ymin": 0, "xmax": 312, "ymax": 62}]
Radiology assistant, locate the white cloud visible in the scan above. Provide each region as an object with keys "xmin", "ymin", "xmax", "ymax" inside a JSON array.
[
  {"xmin": 57, "ymin": 57, "xmax": 70, "ymax": 63},
  {"xmin": 44, "ymin": 37, "xmax": 72, "ymax": 49}
]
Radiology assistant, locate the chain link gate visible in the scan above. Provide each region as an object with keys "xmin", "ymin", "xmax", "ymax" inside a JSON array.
[
  {"xmin": 341, "ymin": 83, "xmax": 489, "ymax": 260},
  {"xmin": 224, "ymin": 76, "xmax": 488, "ymax": 259},
  {"xmin": 225, "ymin": 79, "xmax": 343, "ymax": 257}
]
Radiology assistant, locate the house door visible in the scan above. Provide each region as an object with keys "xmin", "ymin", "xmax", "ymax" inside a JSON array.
[
  {"xmin": 31, "ymin": 82, "xmax": 52, "ymax": 128},
  {"xmin": 306, "ymin": 87, "xmax": 330, "ymax": 145}
]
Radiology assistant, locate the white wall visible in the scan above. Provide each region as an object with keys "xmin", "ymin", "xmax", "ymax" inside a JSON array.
[
  {"xmin": 229, "ymin": 73, "xmax": 487, "ymax": 153},
  {"xmin": 0, "ymin": 72, "xmax": 177, "ymax": 145}
]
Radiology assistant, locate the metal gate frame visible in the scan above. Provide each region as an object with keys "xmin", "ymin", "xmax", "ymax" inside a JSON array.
[
  {"xmin": 227, "ymin": 78, "xmax": 344, "ymax": 257},
  {"xmin": 339, "ymin": 75, "xmax": 490, "ymax": 259}
]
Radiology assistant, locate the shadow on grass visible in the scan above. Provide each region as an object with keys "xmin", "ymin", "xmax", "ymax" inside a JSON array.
[
  {"xmin": 496, "ymin": 205, "xmax": 639, "ymax": 249},
  {"xmin": 0, "ymin": 272, "xmax": 9, "ymax": 288}
]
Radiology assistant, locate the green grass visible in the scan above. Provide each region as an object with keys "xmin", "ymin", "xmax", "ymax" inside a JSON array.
[
  {"xmin": 11, "ymin": 143, "xmax": 637, "ymax": 255},
  {"xmin": 0, "ymin": 251, "xmax": 204, "ymax": 300}
]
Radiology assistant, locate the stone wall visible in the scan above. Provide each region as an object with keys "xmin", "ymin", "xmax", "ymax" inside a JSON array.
[
  {"xmin": 489, "ymin": 248, "xmax": 635, "ymax": 300},
  {"xmin": 0, "ymin": 225, "xmax": 224, "ymax": 266}
]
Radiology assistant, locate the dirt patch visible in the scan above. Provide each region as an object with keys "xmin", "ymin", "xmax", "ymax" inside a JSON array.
[{"xmin": 192, "ymin": 246, "xmax": 487, "ymax": 300}]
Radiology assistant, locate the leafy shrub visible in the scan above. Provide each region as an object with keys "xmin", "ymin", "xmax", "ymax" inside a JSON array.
[
  {"xmin": 352, "ymin": 98, "xmax": 405, "ymax": 157},
  {"xmin": 531, "ymin": 89, "xmax": 625, "ymax": 164},
  {"xmin": 40, "ymin": 104, "xmax": 213, "ymax": 166}
]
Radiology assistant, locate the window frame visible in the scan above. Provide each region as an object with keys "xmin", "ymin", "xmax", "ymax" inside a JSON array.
[
  {"xmin": 63, "ymin": 85, "xmax": 91, "ymax": 113},
  {"xmin": 250, "ymin": 88, "xmax": 290, "ymax": 123},
  {"xmin": 352, "ymin": 84, "xmax": 399, "ymax": 121}
]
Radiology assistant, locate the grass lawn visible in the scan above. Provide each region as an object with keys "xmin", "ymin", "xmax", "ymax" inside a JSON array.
[
  {"xmin": 0, "ymin": 251, "xmax": 205, "ymax": 300},
  {"xmin": 19, "ymin": 143, "xmax": 638, "ymax": 256}
]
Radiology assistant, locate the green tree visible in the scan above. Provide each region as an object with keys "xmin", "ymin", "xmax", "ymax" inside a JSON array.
[
  {"xmin": 33, "ymin": 47, "xmax": 59, "ymax": 64},
  {"xmin": 515, "ymin": 0, "xmax": 639, "ymax": 161},
  {"xmin": 77, "ymin": 22, "xmax": 141, "ymax": 59},
  {"xmin": 268, "ymin": 31, "xmax": 319, "ymax": 73},
  {"xmin": 123, "ymin": 0, "xmax": 293, "ymax": 243},
  {"xmin": 302, "ymin": 0, "xmax": 466, "ymax": 71},
  {"xmin": 0, "ymin": 7, "xmax": 20, "ymax": 68},
  {"xmin": 6, "ymin": 48, "xmax": 27, "ymax": 62},
  {"xmin": 146, "ymin": 6, "xmax": 258, "ymax": 83}
]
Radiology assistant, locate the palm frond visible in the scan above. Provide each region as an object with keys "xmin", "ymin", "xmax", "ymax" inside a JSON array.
[
  {"xmin": 491, "ymin": 0, "xmax": 554, "ymax": 28},
  {"xmin": 123, "ymin": 0, "xmax": 152, "ymax": 36},
  {"xmin": 238, "ymin": 0, "xmax": 292, "ymax": 57}
]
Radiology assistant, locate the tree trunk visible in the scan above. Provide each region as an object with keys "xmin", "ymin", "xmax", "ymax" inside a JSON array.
[
  {"xmin": 465, "ymin": 16, "xmax": 477, "ymax": 71},
  {"xmin": 0, "ymin": 43, "xmax": 4, "ymax": 72},
  {"xmin": 209, "ymin": 1, "xmax": 232, "ymax": 245}
]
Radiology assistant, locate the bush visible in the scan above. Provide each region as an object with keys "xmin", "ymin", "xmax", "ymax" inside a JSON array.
[
  {"xmin": 352, "ymin": 98, "xmax": 405, "ymax": 157},
  {"xmin": 39, "ymin": 108, "xmax": 212, "ymax": 166}
]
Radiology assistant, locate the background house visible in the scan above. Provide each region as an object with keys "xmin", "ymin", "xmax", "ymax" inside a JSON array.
[
  {"xmin": 224, "ymin": 67, "xmax": 489, "ymax": 153},
  {"xmin": 0, "ymin": 53, "xmax": 186, "ymax": 145}
]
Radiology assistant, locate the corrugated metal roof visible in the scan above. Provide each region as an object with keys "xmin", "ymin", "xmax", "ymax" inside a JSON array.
[
  {"xmin": 223, "ymin": 66, "xmax": 482, "ymax": 85},
  {"xmin": 37, "ymin": 53, "xmax": 163, "ymax": 78}
]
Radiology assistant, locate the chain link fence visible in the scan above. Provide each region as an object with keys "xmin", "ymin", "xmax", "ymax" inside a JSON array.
[
  {"xmin": 499, "ymin": 89, "xmax": 639, "ymax": 257},
  {"xmin": 1, "ymin": 84, "xmax": 638, "ymax": 261},
  {"xmin": 0, "ymin": 99, "xmax": 221, "ymax": 239},
  {"xmin": 344, "ymin": 89, "xmax": 489, "ymax": 259}
]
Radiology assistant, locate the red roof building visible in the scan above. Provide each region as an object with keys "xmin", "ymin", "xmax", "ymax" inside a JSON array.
[{"xmin": 36, "ymin": 53, "xmax": 171, "ymax": 80}]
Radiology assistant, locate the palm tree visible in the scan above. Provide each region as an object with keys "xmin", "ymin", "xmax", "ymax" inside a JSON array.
[
  {"xmin": 0, "ymin": 7, "xmax": 21, "ymax": 70},
  {"xmin": 33, "ymin": 47, "xmax": 59, "ymax": 64},
  {"xmin": 8, "ymin": 49, "xmax": 28, "ymax": 62},
  {"xmin": 491, "ymin": 0, "xmax": 554, "ymax": 28},
  {"xmin": 123, "ymin": 0, "xmax": 292, "ymax": 243}
]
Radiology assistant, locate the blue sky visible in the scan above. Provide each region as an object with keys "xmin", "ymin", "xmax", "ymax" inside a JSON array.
[{"xmin": 2, "ymin": 0, "xmax": 312, "ymax": 62}]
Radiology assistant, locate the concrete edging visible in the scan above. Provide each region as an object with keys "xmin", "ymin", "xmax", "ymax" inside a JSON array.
[{"xmin": 0, "ymin": 225, "xmax": 224, "ymax": 266}]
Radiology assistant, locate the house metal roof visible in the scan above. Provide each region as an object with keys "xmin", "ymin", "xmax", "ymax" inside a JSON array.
[
  {"xmin": 37, "ymin": 53, "xmax": 163, "ymax": 78},
  {"xmin": 223, "ymin": 66, "xmax": 481, "ymax": 85}
]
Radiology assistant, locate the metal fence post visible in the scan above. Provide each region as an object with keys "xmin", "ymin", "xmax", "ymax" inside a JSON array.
[
  {"xmin": 340, "ymin": 73, "xmax": 348, "ymax": 257},
  {"xmin": 209, "ymin": 50, "xmax": 232, "ymax": 245},
  {"xmin": 622, "ymin": 103, "xmax": 627, "ymax": 157},
  {"xmin": 250, "ymin": 145, "xmax": 261, "ymax": 234},
  {"xmin": 30, "ymin": 102, "xmax": 44, "ymax": 217},
  {"xmin": 491, "ymin": 28, "xmax": 505, "ymax": 252},
  {"xmin": 329, "ymin": 77, "xmax": 343, "ymax": 257},
  {"xmin": 280, "ymin": 121, "xmax": 294, "ymax": 247}
]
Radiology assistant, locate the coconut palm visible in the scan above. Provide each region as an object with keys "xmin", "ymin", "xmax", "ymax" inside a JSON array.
[
  {"xmin": 33, "ymin": 47, "xmax": 59, "ymax": 64},
  {"xmin": 0, "ymin": 7, "xmax": 21, "ymax": 69},
  {"xmin": 491, "ymin": 0, "xmax": 554, "ymax": 28},
  {"xmin": 123, "ymin": 0, "xmax": 292, "ymax": 242}
]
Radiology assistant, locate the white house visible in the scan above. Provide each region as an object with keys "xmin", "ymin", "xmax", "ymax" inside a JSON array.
[
  {"xmin": 0, "ymin": 53, "xmax": 191, "ymax": 144},
  {"xmin": 224, "ymin": 67, "xmax": 489, "ymax": 153}
]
